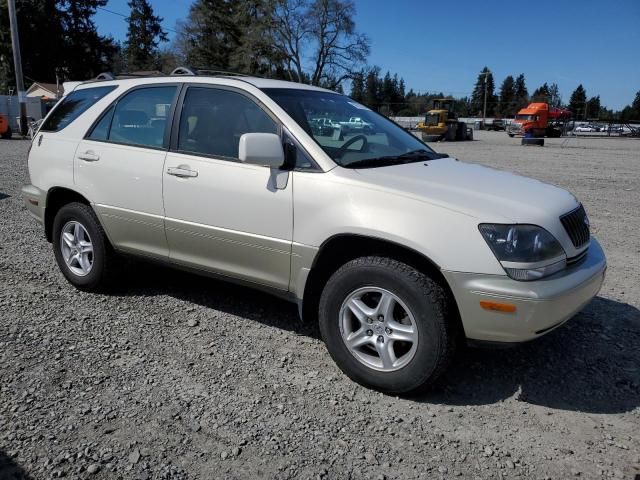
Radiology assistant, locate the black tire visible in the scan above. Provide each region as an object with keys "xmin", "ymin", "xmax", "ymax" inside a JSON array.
[
  {"xmin": 319, "ymin": 256, "xmax": 456, "ymax": 394},
  {"xmin": 52, "ymin": 202, "xmax": 117, "ymax": 291},
  {"xmin": 521, "ymin": 137, "xmax": 544, "ymax": 146}
]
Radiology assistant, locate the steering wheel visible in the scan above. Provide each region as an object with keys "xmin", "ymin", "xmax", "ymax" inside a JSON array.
[{"xmin": 337, "ymin": 134, "xmax": 368, "ymax": 157}]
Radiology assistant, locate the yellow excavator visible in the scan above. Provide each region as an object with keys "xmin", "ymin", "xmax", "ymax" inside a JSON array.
[{"xmin": 415, "ymin": 99, "xmax": 472, "ymax": 142}]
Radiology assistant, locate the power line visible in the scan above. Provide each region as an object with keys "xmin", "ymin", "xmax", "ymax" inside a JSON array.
[{"xmin": 96, "ymin": 6, "xmax": 180, "ymax": 35}]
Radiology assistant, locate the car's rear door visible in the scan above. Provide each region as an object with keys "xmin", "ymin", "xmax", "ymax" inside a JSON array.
[
  {"xmin": 74, "ymin": 84, "xmax": 180, "ymax": 258},
  {"xmin": 162, "ymin": 85, "xmax": 293, "ymax": 290}
]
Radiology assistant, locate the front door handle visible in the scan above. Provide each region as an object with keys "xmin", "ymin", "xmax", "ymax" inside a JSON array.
[
  {"xmin": 167, "ymin": 166, "xmax": 198, "ymax": 178},
  {"xmin": 77, "ymin": 150, "xmax": 100, "ymax": 162}
]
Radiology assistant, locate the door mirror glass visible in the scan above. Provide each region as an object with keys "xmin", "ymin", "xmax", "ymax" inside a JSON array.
[{"xmin": 238, "ymin": 133, "xmax": 284, "ymax": 168}]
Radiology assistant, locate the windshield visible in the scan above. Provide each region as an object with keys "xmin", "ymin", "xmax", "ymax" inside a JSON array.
[
  {"xmin": 516, "ymin": 114, "xmax": 537, "ymax": 121},
  {"xmin": 425, "ymin": 113, "xmax": 440, "ymax": 126},
  {"xmin": 263, "ymin": 88, "xmax": 438, "ymax": 168}
]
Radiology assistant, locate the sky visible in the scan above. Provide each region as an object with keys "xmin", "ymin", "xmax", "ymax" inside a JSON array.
[{"xmin": 95, "ymin": 0, "xmax": 640, "ymax": 110}]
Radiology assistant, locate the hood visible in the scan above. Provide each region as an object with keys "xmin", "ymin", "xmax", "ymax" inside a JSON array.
[{"xmin": 350, "ymin": 157, "xmax": 579, "ymax": 224}]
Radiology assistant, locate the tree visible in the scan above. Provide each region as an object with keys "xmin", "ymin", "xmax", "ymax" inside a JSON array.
[
  {"xmin": 631, "ymin": 90, "xmax": 640, "ymax": 119},
  {"xmin": 586, "ymin": 95, "xmax": 601, "ymax": 119},
  {"xmin": 531, "ymin": 82, "xmax": 550, "ymax": 103},
  {"xmin": 233, "ymin": 1, "xmax": 288, "ymax": 76},
  {"xmin": 123, "ymin": 0, "xmax": 168, "ymax": 71},
  {"xmin": 349, "ymin": 71, "xmax": 365, "ymax": 102},
  {"xmin": 363, "ymin": 66, "xmax": 381, "ymax": 110},
  {"xmin": 470, "ymin": 67, "xmax": 496, "ymax": 116},
  {"xmin": 497, "ymin": 75, "xmax": 515, "ymax": 117},
  {"xmin": 0, "ymin": 0, "xmax": 116, "ymax": 89},
  {"xmin": 308, "ymin": 0, "xmax": 369, "ymax": 87},
  {"xmin": 59, "ymin": 0, "xmax": 118, "ymax": 79},
  {"xmin": 548, "ymin": 83, "xmax": 561, "ymax": 107},
  {"xmin": 271, "ymin": 0, "xmax": 369, "ymax": 88},
  {"xmin": 0, "ymin": 0, "xmax": 62, "ymax": 91},
  {"xmin": 568, "ymin": 84, "xmax": 587, "ymax": 119},
  {"xmin": 514, "ymin": 74, "xmax": 529, "ymax": 110},
  {"xmin": 177, "ymin": 0, "xmax": 243, "ymax": 70}
]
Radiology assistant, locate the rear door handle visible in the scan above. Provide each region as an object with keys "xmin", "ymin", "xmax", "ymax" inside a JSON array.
[
  {"xmin": 77, "ymin": 151, "xmax": 100, "ymax": 162},
  {"xmin": 167, "ymin": 166, "xmax": 198, "ymax": 178}
]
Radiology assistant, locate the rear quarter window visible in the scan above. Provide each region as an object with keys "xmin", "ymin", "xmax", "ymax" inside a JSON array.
[{"xmin": 40, "ymin": 86, "xmax": 117, "ymax": 132}]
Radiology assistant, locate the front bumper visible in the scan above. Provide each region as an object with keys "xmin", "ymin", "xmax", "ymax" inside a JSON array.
[
  {"xmin": 21, "ymin": 184, "xmax": 46, "ymax": 224},
  {"xmin": 443, "ymin": 238, "xmax": 607, "ymax": 343}
]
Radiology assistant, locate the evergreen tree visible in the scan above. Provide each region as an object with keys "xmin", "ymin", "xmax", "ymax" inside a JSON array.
[
  {"xmin": 0, "ymin": 0, "xmax": 63, "ymax": 90},
  {"xmin": 61, "ymin": 0, "xmax": 118, "ymax": 79},
  {"xmin": 631, "ymin": 90, "xmax": 640, "ymax": 119},
  {"xmin": 364, "ymin": 67, "xmax": 380, "ymax": 110},
  {"xmin": 568, "ymin": 84, "xmax": 587, "ymax": 119},
  {"xmin": 230, "ymin": 0, "xmax": 284, "ymax": 76},
  {"xmin": 0, "ymin": 0, "xmax": 115, "ymax": 88},
  {"xmin": 531, "ymin": 82, "xmax": 550, "ymax": 103},
  {"xmin": 124, "ymin": 0, "xmax": 168, "ymax": 71},
  {"xmin": 177, "ymin": 0, "xmax": 243, "ymax": 69},
  {"xmin": 398, "ymin": 78, "xmax": 406, "ymax": 99},
  {"xmin": 470, "ymin": 67, "xmax": 496, "ymax": 116},
  {"xmin": 514, "ymin": 74, "xmax": 529, "ymax": 110},
  {"xmin": 497, "ymin": 75, "xmax": 515, "ymax": 117},
  {"xmin": 586, "ymin": 95, "xmax": 601, "ymax": 119},
  {"xmin": 349, "ymin": 71, "xmax": 365, "ymax": 102},
  {"xmin": 380, "ymin": 71, "xmax": 394, "ymax": 113}
]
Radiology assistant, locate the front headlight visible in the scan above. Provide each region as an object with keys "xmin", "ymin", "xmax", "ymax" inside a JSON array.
[{"xmin": 479, "ymin": 224, "xmax": 566, "ymax": 281}]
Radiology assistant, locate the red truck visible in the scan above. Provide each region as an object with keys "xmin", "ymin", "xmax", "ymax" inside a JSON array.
[{"xmin": 507, "ymin": 102, "xmax": 572, "ymax": 138}]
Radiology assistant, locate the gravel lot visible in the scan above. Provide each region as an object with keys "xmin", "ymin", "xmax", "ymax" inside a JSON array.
[{"xmin": 1, "ymin": 131, "xmax": 639, "ymax": 480}]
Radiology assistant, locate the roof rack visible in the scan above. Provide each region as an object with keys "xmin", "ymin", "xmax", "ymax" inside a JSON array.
[
  {"xmin": 90, "ymin": 66, "xmax": 263, "ymax": 83},
  {"xmin": 170, "ymin": 66, "xmax": 198, "ymax": 76},
  {"xmin": 170, "ymin": 66, "xmax": 259, "ymax": 78},
  {"xmin": 95, "ymin": 72, "xmax": 116, "ymax": 81}
]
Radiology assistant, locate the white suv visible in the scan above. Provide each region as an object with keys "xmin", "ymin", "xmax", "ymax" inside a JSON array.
[{"xmin": 23, "ymin": 70, "xmax": 606, "ymax": 393}]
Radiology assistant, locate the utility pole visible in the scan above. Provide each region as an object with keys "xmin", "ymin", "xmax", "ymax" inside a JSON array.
[
  {"xmin": 7, "ymin": 0, "xmax": 28, "ymax": 137},
  {"xmin": 482, "ymin": 69, "xmax": 491, "ymax": 126}
]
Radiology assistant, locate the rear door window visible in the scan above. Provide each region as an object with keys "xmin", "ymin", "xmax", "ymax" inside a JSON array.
[
  {"xmin": 40, "ymin": 86, "xmax": 116, "ymax": 132},
  {"xmin": 107, "ymin": 86, "xmax": 177, "ymax": 149}
]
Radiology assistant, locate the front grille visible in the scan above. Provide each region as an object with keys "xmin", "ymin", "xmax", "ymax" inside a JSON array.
[{"xmin": 560, "ymin": 204, "xmax": 590, "ymax": 248}]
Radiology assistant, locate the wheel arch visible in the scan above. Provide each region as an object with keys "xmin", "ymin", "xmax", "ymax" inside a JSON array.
[
  {"xmin": 301, "ymin": 233, "xmax": 463, "ymax": 335},
  {"xmin": 44, "ymin": 187, "xmax": 92, "ymax": 242}
]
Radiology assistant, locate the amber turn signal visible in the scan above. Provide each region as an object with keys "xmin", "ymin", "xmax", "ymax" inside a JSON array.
[{"xmin": 479, "ymin": 301, "xmax": 517, "ymax": 313}]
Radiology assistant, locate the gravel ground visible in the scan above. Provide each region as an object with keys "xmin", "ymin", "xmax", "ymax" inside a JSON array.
[{"xmin": 1, "ymin": 132, "xmax": 639, "ymax": 480}]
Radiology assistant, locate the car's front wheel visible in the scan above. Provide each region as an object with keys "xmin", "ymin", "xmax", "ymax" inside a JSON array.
[
  {"xmin": 319, "ymin": 256, "xmax": 456, "ymax": 394},
  {"xmin": 52, "ymin": 202, "xmax": 117, "ymax": 291}
]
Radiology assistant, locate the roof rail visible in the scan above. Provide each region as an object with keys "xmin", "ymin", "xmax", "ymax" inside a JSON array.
[
  {"xmin": 95, "ymin": 72, "xmax": 116, "ymax": 81},
  {"xmin": 170, "ymin": 66, "xmax": 261, "ymax": 78},
  {"xmin": 170, "ymin": 66, "xmax": 198, "ymax": 76}
]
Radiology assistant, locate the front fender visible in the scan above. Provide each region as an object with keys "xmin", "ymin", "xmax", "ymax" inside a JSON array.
[{"xmin": 291, "ymin": 170, "xmax": 504, "ymax": 276}]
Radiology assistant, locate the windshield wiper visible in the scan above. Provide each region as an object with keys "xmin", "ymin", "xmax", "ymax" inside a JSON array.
[{"xmin": 343, "ymin": 149, "xmax": 448, "ymax": 169}]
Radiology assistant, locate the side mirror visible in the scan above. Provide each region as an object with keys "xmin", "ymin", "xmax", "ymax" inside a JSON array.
[{"xmin": 238, "ymin": 133, "xmax": 285, "ymax": 168}]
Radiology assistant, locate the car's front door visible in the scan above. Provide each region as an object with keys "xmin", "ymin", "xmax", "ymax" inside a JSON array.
[
  {"xmin": 75, "ymin": 84, "xmax": 179, "ymax": 258},
  {"xmin": 162, "ymin": 85, "xmax": 293, "ymax": 290}
]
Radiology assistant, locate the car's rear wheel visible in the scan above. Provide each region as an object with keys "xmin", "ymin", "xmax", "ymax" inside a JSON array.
[
  {"xmin": 319, "ymin": 256, "xmax": 456, "ymax": 394},
  {"xmin": 52, "ymin": 202, "xmax": 117, "ymax": 291}
]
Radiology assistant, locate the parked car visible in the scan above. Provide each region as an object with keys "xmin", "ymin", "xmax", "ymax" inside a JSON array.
[
  {"xmin": 574, "ymin": 124, "xmax": 598, "ymax": 132},
  {"xmin": 23, "ymin": 72, "xmax": 606, "ymax": 394},
  {"xmin": 339, "ymin": 116, "xmax": 374, "ymax": 132},
  {"xmin": 485, "ymin": 119, "xmax": 506, "ymax": 131},
  {"xmin": 310, "ymin": 117, "xmax": 336, "ymax": 136}
]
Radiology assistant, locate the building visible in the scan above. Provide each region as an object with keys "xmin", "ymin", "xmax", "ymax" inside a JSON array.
[{"xmin": 26, "ymin": 82, "xmax": 64, "ymax": 100}]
